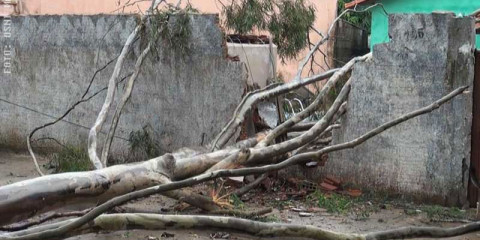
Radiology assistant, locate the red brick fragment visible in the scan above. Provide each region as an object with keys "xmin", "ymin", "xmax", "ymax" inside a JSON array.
[
  {"xmin": 319, "ymin": 182, "xmax": 338, "ymax": 191},
  {"xmin": 325, "ymin": 176, "xmax": 341, "ymax": 186}
]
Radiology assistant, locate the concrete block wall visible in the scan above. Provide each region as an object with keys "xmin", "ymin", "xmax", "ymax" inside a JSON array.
[
  {"xmin": 324, "ymin": 13, "xmax": 475, "ymax": 206},
  {"xmin": 0, "ymin": 14, "xmax": 247, "ymax": 156}
]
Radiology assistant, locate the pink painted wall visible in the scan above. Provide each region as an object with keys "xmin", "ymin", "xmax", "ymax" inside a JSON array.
[{"xmin": 1, "ymin": 0, "xmax": 337, "ymax": 84}]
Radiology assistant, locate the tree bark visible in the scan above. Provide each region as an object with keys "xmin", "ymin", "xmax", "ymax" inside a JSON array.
[
  {"xmin": 101, "ymin": 43, "xmax": 152, "ymax": 166},
  {"xmin": 3, "ymin": 214, "xmax": 480, "ymax": 240},
  {"xmin": 87, "ymin": 0, "xmax": 163, "ymax": 169},
  {"xmin": 258, "ymin": 54, "xmax": 370, "ymax": 147},
  {"xmin": 210, "ymin": 68, "xmax": 339, "ymax": 150}
]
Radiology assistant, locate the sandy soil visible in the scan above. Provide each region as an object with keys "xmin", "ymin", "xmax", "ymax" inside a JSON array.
[{"xmin": 1, "ymin": 151, "xmax": 479, "ymax": 240}]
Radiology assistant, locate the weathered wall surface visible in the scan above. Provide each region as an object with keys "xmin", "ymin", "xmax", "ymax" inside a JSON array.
[
  {"xmin": 331, "ymin": 19, "xmax": 369, "ymax": 68},
  {"xmin": 227, "ymin": 43, "xmax": 277, "ymax": 88},
  {"xmin": 325, "ymin": 13, "xmax": 475, "ymax": 206},
  {"xmin": 1, "ymin": 0, "xmax": 338, "ymax": 90},
  {"xmin": 0, "ymin": 14, "xmax": 246, "ymax": 156}
]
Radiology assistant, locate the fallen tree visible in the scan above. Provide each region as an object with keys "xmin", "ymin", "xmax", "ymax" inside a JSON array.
[
  {"xmin": 0, "ymin": 84, "xmax": 468, "ymax": 239},
  {"xmin": 1, "ymin": 1, "xmax": 477, "ymax": 239}
]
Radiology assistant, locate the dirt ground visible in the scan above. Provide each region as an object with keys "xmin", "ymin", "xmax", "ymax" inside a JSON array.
[{"xmin": 1, "ymin": 150, "xmax": 479, "ymax": 240}]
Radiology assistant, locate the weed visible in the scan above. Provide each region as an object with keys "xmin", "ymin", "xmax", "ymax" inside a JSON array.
[
  {"xmin": 404, "ymin": 209, "xmax": 421, "ymax": 216},
  {"xmin": 230, "ymin": 194, "xmax": 245, "ymax": 210},
  {"xmin": 422, "ymin": 205, "xmax": 466, "ymax": 220},
  {"xmin": 270, "ymin": 199, "xmax": 292, "ymax": 210},
  {"xmin": 50, "ymin": 145, "xmax": 93, "ymax": 173},
  {"xmin": 148, "ymin": 3, "xmax": 197, "ymax": 57},
  {"xmin": 310, "ymin": 191, "xmax": 353, "ymax": 214},
  {"xmin": 353, "ymin": 208, "xmax": 371, "ymax": 221},
  {"xmin": 122, "ymin": 231, "xmax": 131, "ymax": 238},
  {"xmin": 128, "ymin": 126, "xmax": 162, "ymax": 161}
]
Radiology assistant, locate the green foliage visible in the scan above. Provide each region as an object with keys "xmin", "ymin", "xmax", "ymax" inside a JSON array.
[
  {"xmin": 148, "ymin": 4, "xmax": 198, "ymax": 56},
  {"xmin": 337, "ymin": 0, "xmax": 372, "ymax": 32},
  {"xmin": 270, "ymin": 199, "xmax": 292, "ymax": 210},
  {"xmin": 128, "ymin": 126, "xmax": 162, "ymax": 160},
  {"xmin": 51, "ymin": 145, "xmax": 93, "ymax": 173},
  {"xmin": 421, "ymin": 205, "xmax": 466, "ymax": 220},
  {"xmin": 230, "ymin": 194, "xmax": 245, "ymax": 210},
  {"xmin": 224, "ymin": 0, "xmax": 315, "ymax": 60},
  {"xmin": 310, "ymin": 191, "xmax": 353, "ymax": 214}
]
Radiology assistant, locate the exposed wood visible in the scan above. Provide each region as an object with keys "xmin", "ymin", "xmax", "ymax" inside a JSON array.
[{"xmin": 3, "ymin": 214, "xmax": 480, "ymax": 240}]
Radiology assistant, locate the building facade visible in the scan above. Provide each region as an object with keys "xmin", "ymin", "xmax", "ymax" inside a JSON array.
[{"xmin": 346, "ymin": 0, "xmax": 480, "ymax": 48}]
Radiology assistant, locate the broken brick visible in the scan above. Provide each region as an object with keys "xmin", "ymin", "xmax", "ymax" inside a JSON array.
[
  {"xmin": 319, "ymin": 182, "xmax": 338, "ymax": 191},
  {"xmin": 325, "ymin": 176, "xmax": 341, "ymax": 186}
]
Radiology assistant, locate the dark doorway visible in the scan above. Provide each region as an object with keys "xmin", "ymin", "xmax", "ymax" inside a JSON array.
[{"xmin": 468, "ymin": 50, "xmax": 480, "ymax": 207}]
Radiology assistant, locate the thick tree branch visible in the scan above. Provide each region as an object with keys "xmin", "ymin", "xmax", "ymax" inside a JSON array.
[
  {"xmin": 4, "ymin": 214, "xmax": 480, "ymax": 240},
  {"xmin": 101, "ymin": 43, "xmax": 152, "ymax": 166},
  {"xmin": 258, "ymin": 53, "xmax": 371, "ymax": 147},
  {"xmin": 210, "ymin": 68, "xmax": 339, "ymax": 151},
  {"xmin": 245, "ymin": 78, "xmax": 352, "ymax": 163},
  {"xmin": 0, "ymin": 209, "xmax": 91, "ymax": 232},
  {"xmin": 88, "ymin": 0, "xmax": 164, "ymax": 169},
  {"xmin": 233, "ymin": 173, "xmax": 268, "ymax": 197}
]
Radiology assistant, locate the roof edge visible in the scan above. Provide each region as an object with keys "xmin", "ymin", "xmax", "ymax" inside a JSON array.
[{"xmin": 344, "ymin": 0, "xmax": 376, "ymax": 9}]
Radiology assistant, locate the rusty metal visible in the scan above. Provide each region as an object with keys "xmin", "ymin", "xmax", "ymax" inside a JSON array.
[{"xmin": 468, "ymin": 50, "xmax": 480, "ymax": 207}]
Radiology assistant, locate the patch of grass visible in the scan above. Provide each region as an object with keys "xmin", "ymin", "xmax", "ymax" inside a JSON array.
[
  {"xmin": 128, "ymin": 126, "xmax": 162, "ymax": 161},
  {"xmin": 121, "ymin": 231, "xmax": 131, "ymax": 238},
  {"xmin": 352, "ymin": 205, "xmax": 377, "ymax": 221},
  {"xmin": 422, "ymin": 205, "xmax": 466, "ymax": 220},
  {"xmin": 230, "ymin": 194, "xmax": 245, "ymax": 210},
  {"xmin": 404, "ymin": 209, "xmax": 421, "ymax": 216},
  {"xmin": 270, "ymin": 199, "xmax": 292, "ymax": 210},
  {"xmin": 50, "ymin": 145, "xmax": 93, "ymax": 173},
  {"xmin": 310, "ymin": 191, "xmax": 353, "ymax": 214}
]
